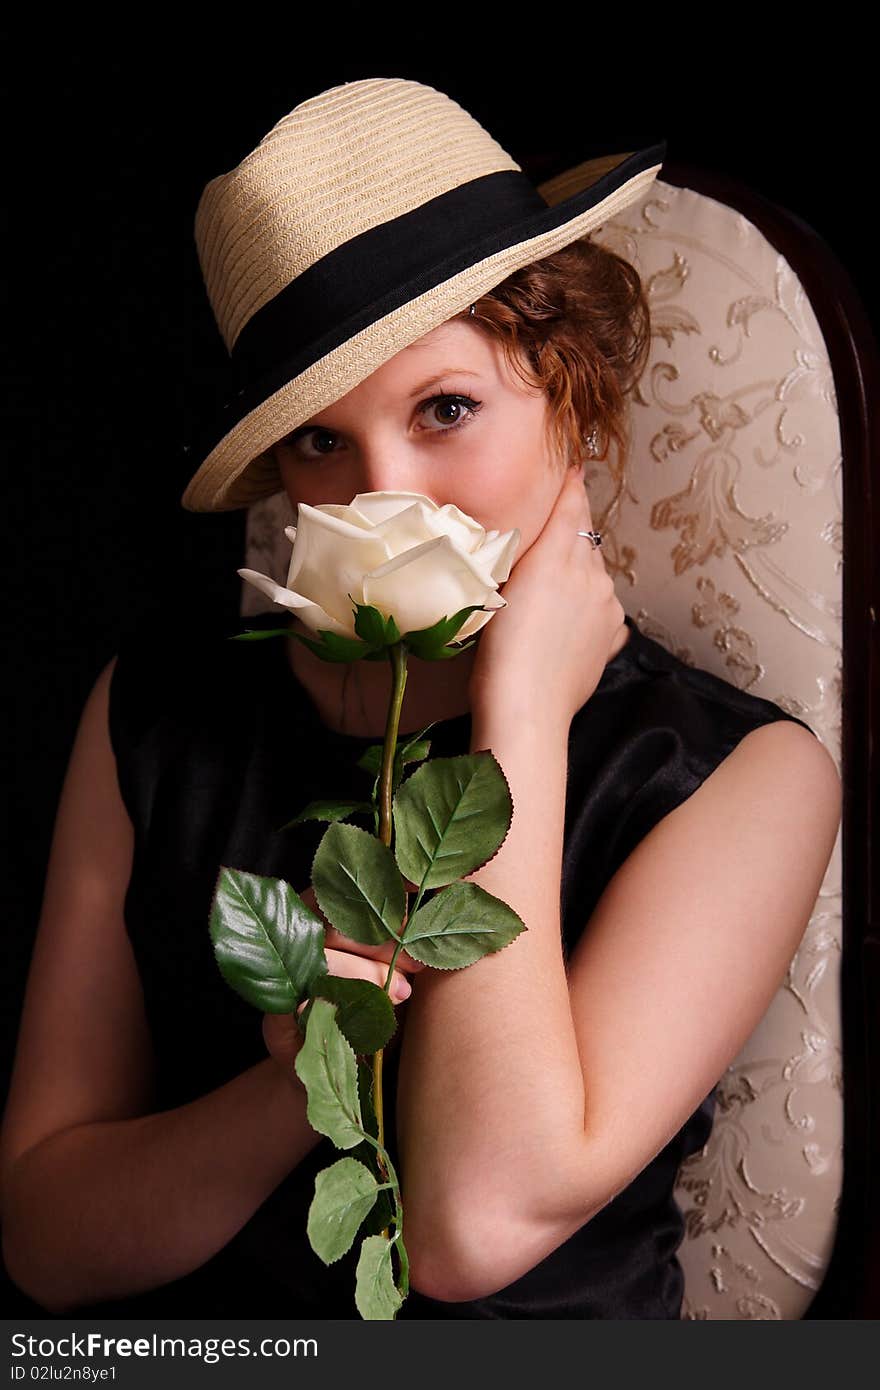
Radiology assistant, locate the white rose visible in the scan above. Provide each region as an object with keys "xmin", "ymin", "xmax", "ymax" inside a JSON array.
[{"xmin": 238, "ymin": 491, "xmax": 521, "ymax": 643}]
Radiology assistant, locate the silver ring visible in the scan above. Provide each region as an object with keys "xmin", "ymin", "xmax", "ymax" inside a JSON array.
[{"xmin": 577, "ymin": 529, "xmax": 603, "ymax": 548}]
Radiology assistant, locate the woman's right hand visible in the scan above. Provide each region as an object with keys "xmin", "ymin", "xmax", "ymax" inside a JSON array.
[
  {"xmin": 467, "ymin": 465, "xmax": 626, "ymax": 723},
  {"xmin": 262, "ymin": 883, "xmax": 426, "ymax": 1072}
]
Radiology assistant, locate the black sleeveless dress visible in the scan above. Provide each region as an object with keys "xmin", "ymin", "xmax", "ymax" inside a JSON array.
[{"xmin": 88, "ymin": 607, "xmax": 814, "ymax": 1320}]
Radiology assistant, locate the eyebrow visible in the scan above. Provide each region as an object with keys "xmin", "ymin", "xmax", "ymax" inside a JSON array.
[{"xmin": 407, "ymin": 369, "xmax": 484, "ymax": 398}]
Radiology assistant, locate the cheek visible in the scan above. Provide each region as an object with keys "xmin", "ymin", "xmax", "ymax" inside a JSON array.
[
  {"xmin": 278, "ymin": 460, "xmax": 341, "ymax": 511},
  {"xmin": 465, "ymin": 455, "xmax": 561, "ymax": 544},
  {"xmin": 461, "ymin": 416, "xmax": 552, "ymax": 523}
]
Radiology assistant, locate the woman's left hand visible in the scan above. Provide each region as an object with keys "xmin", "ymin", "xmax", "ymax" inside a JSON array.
[
  {"xmin": 467, "ymin": 465, "xmax": 626, "ymax": 723},
  {"xmin": 261, "ymin": 882, "xmax": 426, "ymax": 1074}
]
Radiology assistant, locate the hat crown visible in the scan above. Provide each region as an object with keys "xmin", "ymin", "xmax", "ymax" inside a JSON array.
[{"xmin": 194, "ymin": 78, "xmax": 522, "ymax": 354}]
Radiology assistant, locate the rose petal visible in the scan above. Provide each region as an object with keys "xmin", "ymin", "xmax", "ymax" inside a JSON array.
[
  {"xmin": 293, "ymin": 502, "xmax": 388, "ymax": 545},
  {"xmin": 428, "ymin": 502, "xmax": 488, "ymax": 553},
  {"xmin": 310, "ymin": 504, "xmax": 373, "ymax": 530},
  {"xmin": 362, "ymin": 535, "xmax": 498, "ymax": 635},
  {"xmin": 236, "ymin": 568, "xmax": 352, "ymax": 635},
  {"xmin": 455, "ymin": 596, "xmax": 507, "ymax": 642},
  {"xmin": 347, "ymin": 491, "xmax": 439, "ymax": 526},
  {"xmin": 287, "ymin": 505, "xmax": 393, "ymax": 626},
  {"xmin": 368, "ymin": 501, "xmax": 444, "ymax": 557},
  {"xmin": 472, "ymin": 528, "xmax": 521, "ymax": 584}
]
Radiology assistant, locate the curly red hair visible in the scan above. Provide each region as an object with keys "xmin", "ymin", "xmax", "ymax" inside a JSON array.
[{"xmin": 458, "ymin": 235, "xmax": 651, "ymax": 472}]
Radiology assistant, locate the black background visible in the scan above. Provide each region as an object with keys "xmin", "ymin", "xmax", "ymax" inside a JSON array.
[{"xmin": 3, "ymin": 8, "xmax": 873, "ymax": 1314}]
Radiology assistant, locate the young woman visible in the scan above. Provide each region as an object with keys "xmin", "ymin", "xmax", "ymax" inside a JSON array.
[{"xmin": 0, "ymin": 78, "xmax": 841, "ymax": 1319}]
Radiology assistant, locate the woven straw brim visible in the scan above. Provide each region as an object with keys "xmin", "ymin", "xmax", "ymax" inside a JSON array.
[{"xmin": 180, "ymin": 159, "xmax": 661, "ymax": 514}]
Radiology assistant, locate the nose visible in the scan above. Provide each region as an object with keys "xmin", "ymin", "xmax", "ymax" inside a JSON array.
[{"xmin": 352, "ymin": 442, "xmax": 437, "ymax": 501}]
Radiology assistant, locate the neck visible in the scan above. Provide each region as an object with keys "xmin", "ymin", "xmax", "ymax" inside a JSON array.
[{"xmin": 285, "ymin": 615, "xmax": 477, "ymax": 738}]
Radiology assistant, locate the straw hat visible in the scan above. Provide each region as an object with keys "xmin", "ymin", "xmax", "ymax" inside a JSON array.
[{"xmin": 180, "ymin": 77, "xmax": 665, "ymax": 513}]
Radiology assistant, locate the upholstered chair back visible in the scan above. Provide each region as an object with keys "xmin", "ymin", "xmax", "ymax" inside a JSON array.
[{"xmin": 586, "ymin": 174, "xmax": 843, "ymax": 1320}]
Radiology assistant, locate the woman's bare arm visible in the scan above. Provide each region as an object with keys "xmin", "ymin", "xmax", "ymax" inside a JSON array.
[
  {"xmin": 3, "ymin": 1055, "xmax": 316, "ymax": 1314},
  {"xmin": 396, "ymin": 703, "xmax": 840, "ymax": 1303},
  {"xmin": 0, "ymin": 657, "xmax": 320, "ymax": 1314},
  {"xmin": 395, "ymin": 701, "xmax": 583, "ymax": 1300}
]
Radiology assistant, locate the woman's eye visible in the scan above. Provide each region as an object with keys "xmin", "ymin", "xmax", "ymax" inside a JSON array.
[
  {"xmin": 297, "ymin": 428, "xmax": 338, "ymax": 457},
  {"xmin": 417, "ymin": 393, "xmax": 483, "ymax": 435},
  {"xmin": 277, "ymin": 426, "xmax": 341, "ymax": 460}
]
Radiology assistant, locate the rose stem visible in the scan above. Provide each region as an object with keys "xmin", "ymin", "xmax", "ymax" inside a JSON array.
[{"xmin": 373, "ymin": 640, "xmax": 408, "ymax": 1231}]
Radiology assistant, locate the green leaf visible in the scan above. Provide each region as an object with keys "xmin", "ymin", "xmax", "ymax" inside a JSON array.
[
  {"xmin": 358, "ymin": 1175, "xmax": 397, "ymax": 1238},
  {"xmin": 393, "ymin": 751, "xmax": 513, "ymax": 890},
  {"xmin": 348, "ymin": 601, "xmax": 391, "ymax": 650},
  {"xmin": 310, "ymin": 975, "xmax": 397, "ymax": 1054},
  {"xmin": 293, "ymin": 998, "xmax": 365, "ymax": 1148},
  {"xmin": 278, "ymin": 798, "xmax": 375, "ymax": 830},
  {"xmin": 356, "ymin": 744, "xmax": 386, "ymax": 776},
  {"xmin": 312, "ymin": 822, "xmax": 407, "ymax": 946},
  {"xmin": 226, "ymin": 627, "xmax": 293, "ymax": 642},
  {"xmin": 348, "ymin": 599, "xmax": 402, "ymax": 649},
  {"xmin": 351, "ymin": 601, "xmax": 386, "ymax": 647},
  {"xmin": 319, "ymin": 629, "xmax": 378, "ymax": 661},
  {"xmin": 396, "ymin": 737, "xmax": 432, "ymax": 768},
  {"xmin": 414, "ymin": 639, "xmax": 478, "ymax": 661},
  {"xmin": 393, "ymin": 725, "xmax": 436, "ymax": 779},
  {"xmin": 209, "ymin": 867, "xmax": 328, "ymax": 1013},
  {"xmin": 307, "ymin": 1158, "xmax": 381, "ymax": 1264},
  {"xmin": 356, "ymin": 722, "xmax": 436, "ymax": 776},
  {"xmin": 403, "ymin": 880, "xmax": 526, "ymax": 968},
  {"xmin": 402, "ymin": 605, "xmax": 486, "ymax": 660},
  {"xmin": 292, "ymin": 630, "xmax": 373, "ymax": 664},
  {"xmin": 359, "ymin": 730, "xmax": 436, "ymax": 817},
  {"xmin": 355, "ymin": 1235, "xmax": 404, "ymax": 1320}
]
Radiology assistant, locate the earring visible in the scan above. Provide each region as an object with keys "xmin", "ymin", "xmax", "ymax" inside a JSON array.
[{"xmin": 584, "ymin": 427, "xmax": 599, "ymax": 458}]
